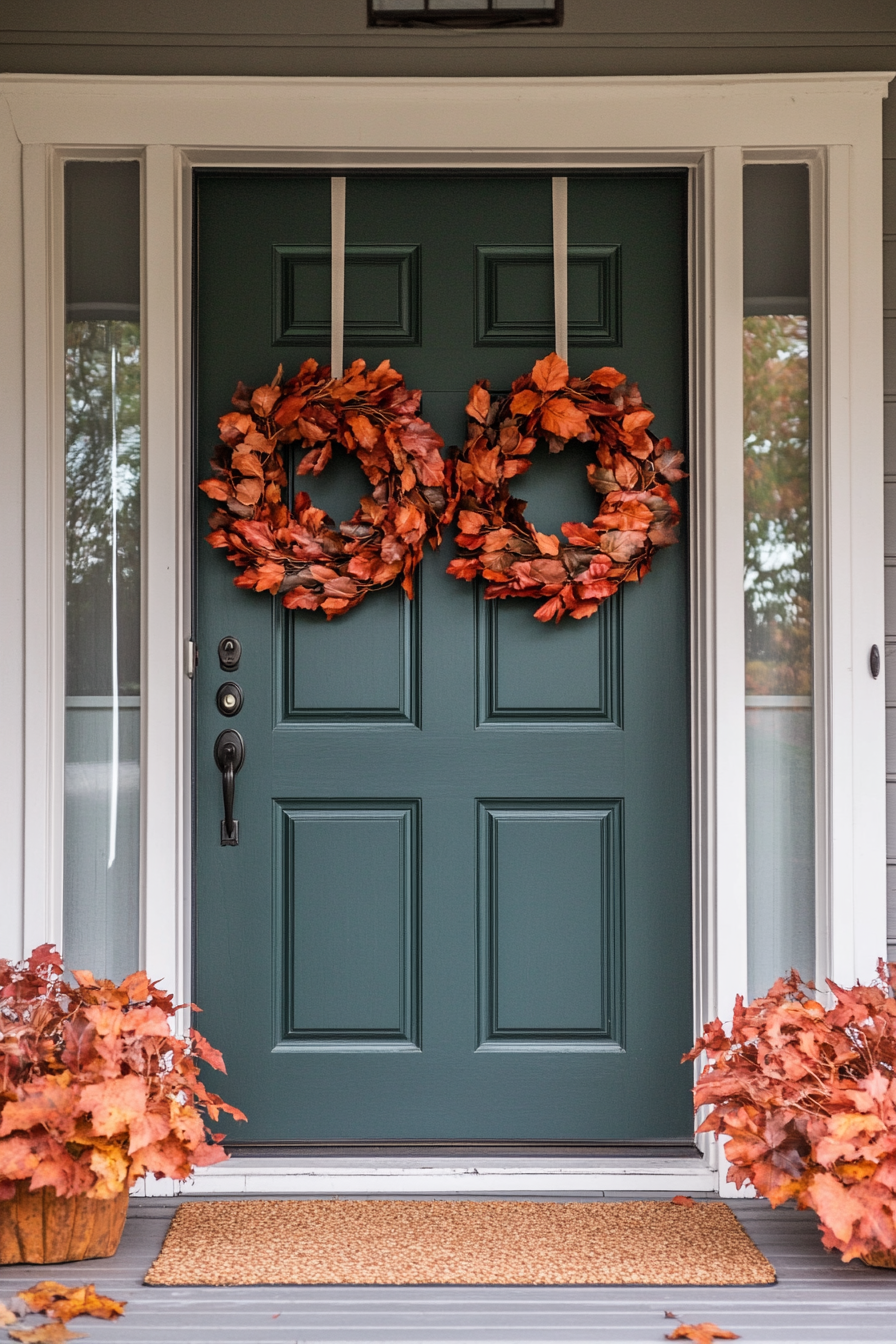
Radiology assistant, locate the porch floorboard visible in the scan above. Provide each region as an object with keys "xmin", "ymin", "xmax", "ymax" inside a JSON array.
[{"xmin": 2, "ymin": 1195, "xmax": 895, "ymax": 1343}]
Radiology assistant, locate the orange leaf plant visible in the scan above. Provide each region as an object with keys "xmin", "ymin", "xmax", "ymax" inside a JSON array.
[
  {"xmin": 200, "ymin": 358, "xmax": 447, "ymax": 618},
  {"xmin": 684, "ymin": 961, "xmax": 896, "ymax": 1265},
  {"xmin": 0, "ymin": 946, "xmax": 245, "ymax": 1201},
  {"xmin": 444, "ymin": 354, "xmax": 685, "ymax": 623}
]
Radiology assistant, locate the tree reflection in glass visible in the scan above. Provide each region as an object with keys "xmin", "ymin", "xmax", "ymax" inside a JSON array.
[
  {"xmin": 63, "ymin": 319, "xmax": 141, "ymax": 980},
  {"xmin": 744, "ymin": 313, "xmax": 814, "ymax": 999}
]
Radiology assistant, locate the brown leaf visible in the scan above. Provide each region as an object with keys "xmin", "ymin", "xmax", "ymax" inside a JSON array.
[
  {"xmin": 670, "ymin": 1194, "xmax": 697, "ymax": 1206},
  {"xmin": 666, "ymin": 1325, "xmax": 739, "ymax": 1344},
  {"xmin": 509, "ymin": 389, "xmax": 541, "ymax": 417},
  {"xmin": 250, "ymin": 384, "xmax": 280, "ymax": 418},
  {"xmin": 530, "ymin": 352, "xmax": 569, "ymax": 392},
  {"xmin": 588, "ymin": 366, "xmax": 626, "ymax": 388},
  {"xmin": 229, "ymin": 452, "xmax": 264, "ymax": 482},
  {"xmin": 8, "ymin": 1325, "xmax": 86, "ymax": 1343},
  {"xmin": 466, "ymin": 382, "xmax": 492, "ymax": 424},
  {"xmin": 533, "ymin": 531, "xmax": 560, "ymax": 557},
  {"xmin": 18, "ymin": 1282, "xmax": 126, "ymax": 1325},
  {"xmin": 538, "ymin": 397, "xmax": 589, "ymax": 440},
  {"xmin": 612, "ymin": 453, "xmax": 640, "ymax": 490}
]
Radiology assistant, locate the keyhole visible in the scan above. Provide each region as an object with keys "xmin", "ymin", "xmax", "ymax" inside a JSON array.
[{"xmin": 216, "ymin": 681, "xmax": 243, "ymax": 716}]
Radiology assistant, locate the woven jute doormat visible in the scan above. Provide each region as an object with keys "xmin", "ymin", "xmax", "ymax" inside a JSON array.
[{"xmin": 145, "ymin": 1198, "xmax": 776, "ymax": 1286}]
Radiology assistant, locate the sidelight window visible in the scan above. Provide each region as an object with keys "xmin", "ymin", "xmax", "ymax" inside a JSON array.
[
  {"xmin": 62, "ymin": 160, "xmax": 142, "ymax": 981},
  {"xmin": 743, "ymin": 164, "xmax": 815, "ymax": 999}
]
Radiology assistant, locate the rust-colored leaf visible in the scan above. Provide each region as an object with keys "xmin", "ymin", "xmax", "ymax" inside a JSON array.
[
  {"xmin": 466, "ymin": 382, "xmax": 492, "ymax": 423},
  {"xmin": 17, "ymin": 1283, "xmax": 125, "ymax": 1325},
  {"xmin": 8, "ymin": 1325, "xmax": 86, "ymax": 1343},
  {"xmin": 666, "ymin": 1324, "xmax": 739, "ymax": 1343},
  {"xmin": 539, "ymin": 397, "xmax": 590, "ymax": 440},
  {"xmin": 509, "ymin": 389, "xmax": 542, "ymax": 417},
  {"xmin": 530, "ymin": 352, "xmax": 569, "ymax": 392},
  {"xmin": 588, "ymin": 366, "xmax": 626, "ymax": 388},
  {"xmin": 250, "ymin": 383, "xmax": 281, "ymax": 418}
]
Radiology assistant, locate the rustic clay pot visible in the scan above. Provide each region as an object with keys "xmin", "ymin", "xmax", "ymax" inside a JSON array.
[{"xmin": 0, "ymin": 1182, "xmax": 129, "ymax": 1264}]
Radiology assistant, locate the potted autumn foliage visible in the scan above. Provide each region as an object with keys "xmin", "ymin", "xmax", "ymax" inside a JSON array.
[
  {"xmin": 685, "ymin": 960, "xmax": 896, "ymax": 1268},
  {"xmin": 0, "ymin": 944, "xmax": 245, "ymax": 1264}
]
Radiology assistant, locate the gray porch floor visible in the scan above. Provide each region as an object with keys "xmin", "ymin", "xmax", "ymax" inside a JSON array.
[{"xmin": 2, "ymin": 1195, "xmax": 895, "ymax": 1343}]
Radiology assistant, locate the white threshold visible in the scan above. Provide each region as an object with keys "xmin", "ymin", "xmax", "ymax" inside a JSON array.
[{"xmin": 133, "ymin": 1155, "xmax": 717, "ymax": 1198}]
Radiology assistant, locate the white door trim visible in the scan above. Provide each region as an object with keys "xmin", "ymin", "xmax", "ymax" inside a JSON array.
[{"xmin": 0, "ymin": 72, "xmax": 889, "ymax": 1194}]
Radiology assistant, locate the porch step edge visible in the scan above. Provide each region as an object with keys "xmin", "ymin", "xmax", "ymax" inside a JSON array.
[{"xmin": 133, "ymin": 1157, "xmax": 717, "ymax": 1197}]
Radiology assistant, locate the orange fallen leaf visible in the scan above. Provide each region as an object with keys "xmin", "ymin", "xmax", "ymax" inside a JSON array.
[
  {"xmin": 18, "ymin": 1282, "xmax": 126, "ymax": 1324},
  {"xmin": 8, "ymin": 1326, "xmax": 86, "ymax": 1343},
  {"xmin": 666, "ymin": 1324, "xmax": 739, "ymax": 1344},
  {"xmin": 670, "ymin": 1194, "xmax": 697, "ymax": 1207}
]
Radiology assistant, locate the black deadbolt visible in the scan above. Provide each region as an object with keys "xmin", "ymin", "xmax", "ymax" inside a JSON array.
[
  {"xmin": 218, "ymin": 636, "xmax": 242, "ymax": 672},
  {"xmin": 871, "ymin": 644, "xmax": 881, "ymax": 679},
  {"xmin": 216, "ymin": 681, "xmax": 243, "ymax": 717}
]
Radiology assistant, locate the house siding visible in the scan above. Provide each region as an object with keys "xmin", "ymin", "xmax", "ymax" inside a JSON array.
[{"xmin": 2, "ymin": 0, "xmax": 894, "ymax": 961}]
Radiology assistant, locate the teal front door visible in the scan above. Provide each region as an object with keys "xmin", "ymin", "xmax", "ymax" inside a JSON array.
[{"xmin": 194, "ymin": 171, "xmax": 691, "ymax": 1143}]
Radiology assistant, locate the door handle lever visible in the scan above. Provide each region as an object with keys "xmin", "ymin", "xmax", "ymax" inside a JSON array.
[{"xmin": 214, "ymin": 729, "xmax": 245, "ymax": 845}]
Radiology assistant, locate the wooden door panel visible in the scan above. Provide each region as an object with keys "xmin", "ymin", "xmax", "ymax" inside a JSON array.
[
  {"xmin": 477, "ymin": 596, "xmax": 620, "ymax": 724},
  {"xmin": 280, "ymin": 592, "xmax": 418, "ymax": 725},
  {"xmin": 276, "ymin": 801, "xmax": 419, "ymax": 1049},
  {"xmin": 477, "ymin": 801, "xmax": 622, "ymax": 1047},
  {"xmin": 194, "ymin": 170, "xmax": 691, "ymax": 1142}
]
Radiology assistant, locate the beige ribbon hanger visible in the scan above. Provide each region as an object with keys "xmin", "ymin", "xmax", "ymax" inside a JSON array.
[
  {"xmin": 330, "ymin": 176, "xmax": 346, "ymax": 378},
  {"xmin": 552, "ymin": 176, "xmax": 568, "ymax": 363}
]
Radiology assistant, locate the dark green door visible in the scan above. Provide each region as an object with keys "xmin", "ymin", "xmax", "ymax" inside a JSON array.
[{"xmin": 194, "ymin": 171, "xmax": 691, "ymax": 1142}]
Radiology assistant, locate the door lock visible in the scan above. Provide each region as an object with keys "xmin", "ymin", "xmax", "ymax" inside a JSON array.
[
  {"xmin": 214, "ymin": 729, "xmax": 244, "ymax": 846},
  {"xmin": 218, "ymin": 636, "xmax": 242, "ymax": 672},
  {"xmin": 216, "ymin": 681, "xmax": 243, "ymax": 716}
]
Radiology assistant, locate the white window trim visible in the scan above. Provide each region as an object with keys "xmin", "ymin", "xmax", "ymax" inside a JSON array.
[{"xmin": 0, "ymin": 72, "xmax": 888, "ymax": 1194}]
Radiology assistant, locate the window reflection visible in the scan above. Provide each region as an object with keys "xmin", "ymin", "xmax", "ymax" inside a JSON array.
[
  {"xmin": 63, "ymin": 160, "xmax": 141, "ymax": 981},
  {"xmin": 742, "ymin": 164, "xmax": 814, "ymax": 1000}
]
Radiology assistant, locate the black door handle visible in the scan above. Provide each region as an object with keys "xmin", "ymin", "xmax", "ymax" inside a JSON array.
[{"xmin": 214, "ymin": 729, "xmax": 245, "ymax": 846}]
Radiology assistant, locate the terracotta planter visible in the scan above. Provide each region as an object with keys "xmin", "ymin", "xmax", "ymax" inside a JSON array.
[{"xmin": 0, "ymin": 1183, "xmax": 129, "ymax": 1264}]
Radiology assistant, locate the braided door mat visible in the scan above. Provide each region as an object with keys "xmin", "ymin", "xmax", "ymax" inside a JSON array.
[{"xmin": 145, "ymin": 1199, "xmax": 776, "ymax": 1286}]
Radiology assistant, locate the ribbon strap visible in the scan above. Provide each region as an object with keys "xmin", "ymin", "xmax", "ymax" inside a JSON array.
[
  {"xmin": 552, "ymin": 176, "xmax": 568, "ymax": 362},
  {"xmin": 330, "ymin": 177, "xmax": 346, "ymax": 378}
]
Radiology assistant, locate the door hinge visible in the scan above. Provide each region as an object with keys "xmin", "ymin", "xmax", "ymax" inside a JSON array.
[{"xmin": 185, "ymin": 639, "xmax": 199, "ymax": 679}]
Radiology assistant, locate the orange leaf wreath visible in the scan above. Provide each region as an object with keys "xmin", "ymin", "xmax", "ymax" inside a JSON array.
[
  {"xmin": 684, "ymin": 961, "xmax": 896, "ymax": 1265},
  {"xmin": 444, "ymin": 353, "xmax": 686, "ymax": 623},
  {"xmin": 200, "ymin": 358, "xmax": 448, "ymax": 618}
]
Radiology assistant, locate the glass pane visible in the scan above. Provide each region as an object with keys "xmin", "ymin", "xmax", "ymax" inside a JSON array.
[
  {"xmin": 743, "ymin": 165, "xmax": 814, "ymax": 998},
  {"xmin": 63, "ymin": 161, "xmax": 141, "ymax": 981}
]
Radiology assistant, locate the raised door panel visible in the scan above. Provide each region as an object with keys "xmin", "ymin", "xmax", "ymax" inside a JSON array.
[{"xmin": 275, "ymin": 801, "xmax": 420, "ymax": 1049}]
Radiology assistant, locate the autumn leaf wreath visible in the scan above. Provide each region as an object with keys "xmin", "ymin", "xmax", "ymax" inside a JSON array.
[
  {"xmin": 200, "ymin": 353, "xmax": 685, "ymax": 622},
  {"xmin": 443, "ymin": 353, "xmax": 686, "ymax": 624},
  {"xmin": 199, "ymin": 358, "xmax": 448, "ymax": 618}
]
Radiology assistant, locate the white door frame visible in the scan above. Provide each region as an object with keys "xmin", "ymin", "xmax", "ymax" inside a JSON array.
[{"xmin": 0, "ymin": 72, "xmax": 889, "ymax": 1194}]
